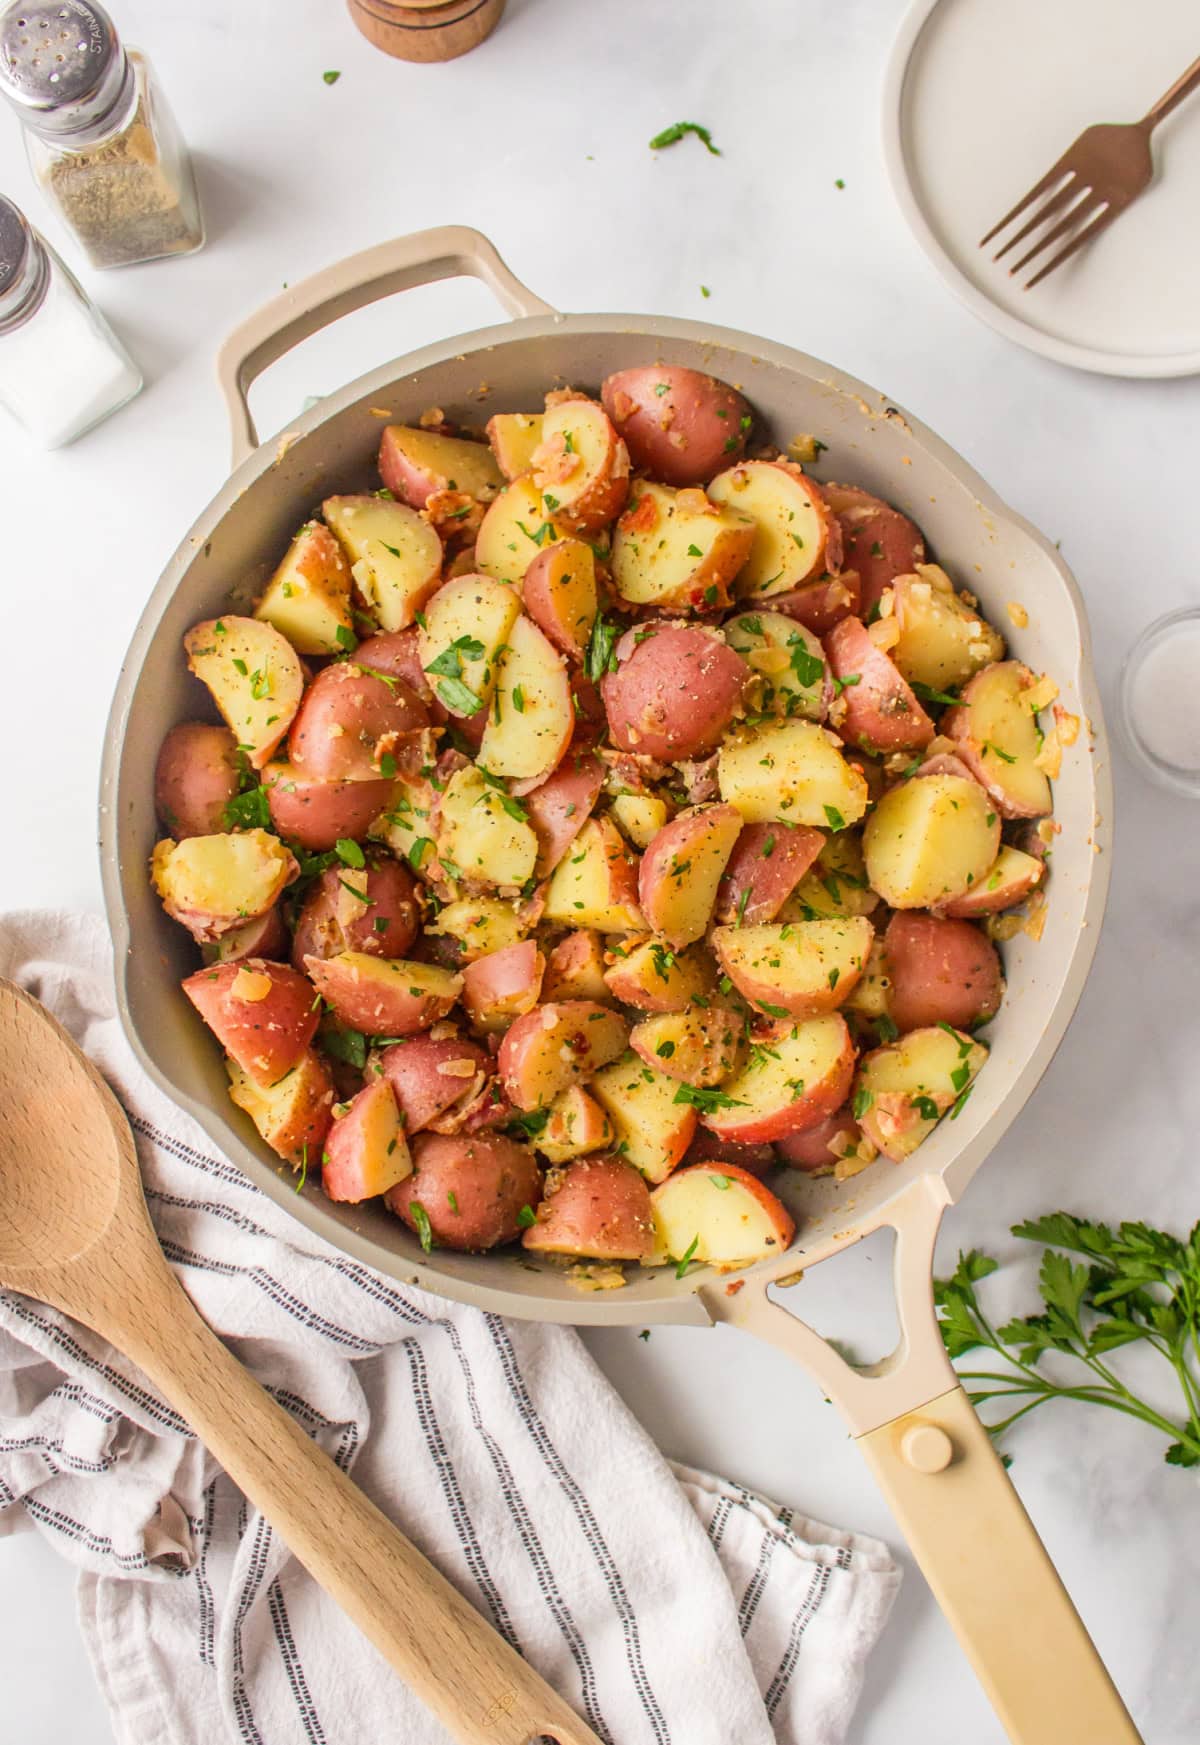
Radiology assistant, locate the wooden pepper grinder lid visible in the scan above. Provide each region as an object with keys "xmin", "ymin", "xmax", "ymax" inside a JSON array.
[{"xmin": 346, "ymin": 0, "xmax": 506, "ymax": 63}]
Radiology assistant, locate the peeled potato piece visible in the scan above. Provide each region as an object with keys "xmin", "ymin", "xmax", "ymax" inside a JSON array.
[
  {"xmin": 646, "ymin": 1163, "xmax": 795, "ymax": 1269},
  {"xmin": 323, "ymin": 494, "xmax": 443, "ymax": 633},
  {"xmin": 184, "ymin": 617, "xmax": 304, "ymax": 770},
  {"xmin": 890, "ymin": 567, "xmax": 1005, "ymax": 692},
  {"xmin": 718, "ymin": 719, "xmax": 869, "ymax": 829},
  {"xmin": 713, "ymin": 916, "xmax": 874, "ymax": 1019},
  {"xmin": 863, "ymin": 773, "xmax": 1000, "ymax": 910},
  {"xmin": 610, "ymin": 481, "xmax": 754, "ymax": 613},
  {"xmin": 254, "ymin": 521, "xmax": 354, "ymax": 656},
  {"xmin": 477, "ymin": 614, "xmax": 574, "ymax": 785},
  {"xmin": 589, "ymin": 1053, "xmax": 696, "ymax": 1184},
  {"xmin": 708, "ymin": 459, "xmax": 840, "ymax": 598},
  {"xmin": 437, "ymin": 766, "xmax": 539, "ymax": 893},
  {"xmin": 854, "ymin": 1024, "xmax": 987, "ymax": 1161},
  {"xmin": 151, "ymin": 829, "xmax": 296, "ymax": 941}
]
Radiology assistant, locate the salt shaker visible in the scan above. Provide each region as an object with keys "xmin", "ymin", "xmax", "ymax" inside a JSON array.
[
  {"xmin": 0, "ymin": 1, "xmax": 203, "ymax": 269},
  {"xmin": 0, "ymin": 192, "xmax": 141, "ymax": 445}
]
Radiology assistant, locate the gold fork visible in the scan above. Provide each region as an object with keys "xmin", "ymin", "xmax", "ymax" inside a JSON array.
[{"xmin": 980, "ymin": 53, "xmax": 1200, "ymax": 289}]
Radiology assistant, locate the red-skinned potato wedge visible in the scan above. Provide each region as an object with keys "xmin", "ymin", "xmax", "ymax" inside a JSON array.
[
  {"xmin": 855, "ymin": 1024, "xmax": 987, "ymax": 1161},
  {"xmin": 863, "ymin": 772, "xmax": 1000, "ymax": 910},
  {"xmin": 184, "ymin": 617, "xmax": 303, "ymax": 770},
  {"xmin": 724, "ymin": 612, "xmax": 829, "ymax": 723},
  {"xmin": 498, "ymin": 1000, "xmax": 628, "ymax": 1111},
  {"xmin": 708, "ymin": 460, "xmax": 841, "ymax": 598},
  {"xmin": 774, "ymin": 1108, "xmax": 865, "ymax": 1173},
  {"xmin": 475, "ymin": 478, "xmax": 568, "ymax": 586},
  {"xmin": 825, "ymin": 617, "xmax": 936, "ymax": 755},
  {"xmin": 589, "ymin": 1053, "xmax": 696, "ymax": 1183},
  {"xmin": 534, "ymin": 1086, "xmax": 614, "ymax": 1164},
  {"xmin": 151, "ymin": 830, "xmax": 297, "ymax": 941},
  {"xmin": 476, "ymin": 614, "xmax": 574, "ymax": 785},
  {"xmin": 542, "ymin": 930, "xmax": 610, "ymax": 1004},
  {"xmin": 788, "ymin": 829, "xmax": 879, "ymax": 922},
  {"xmin": 601, "ymin": 624, "xmax": 748, "ymax": 762},
  {"xmin": 683, "ymin": 1127, "xmax": 776, "ymax": 1179},
  {"xmin": 714, "ymin": 821, "xmax": 824, "ymax": 926},
  {"xmin": 603, "ymin": 938, "xmax": 715, "ymax": 1012},
  {"xmin": 610, "ymin": 482, "xmax": 755, "ymax": 614},
  {"xmin": 937, "ymin": 845, "xmax": 1045, "ymax": 918},
  {"xmin": 426, "ymin": 897, "xmax": 525, "ymax": 964},
  {"xmin": 522, "ymin": 538, "xmax": 598, "ymax": 661},
  {"xmin": 702, "ymin": 1014, "xmax": 856, "ymax": 1144},
  {"xmin": 376, "ymin": 1033, "xmax": 489, "ymax": 1134},
  {"xmin": 629, "ymin": 1003, "xmax": 742, "ymax": 1087},
  {"xmin": 322, "ymin": 494, "xmax": 443, "ymax": 633},
  {"xmin": 461, "ymin": 940, "xmax": 545, "ymax": 1032},
  {"xmin": 713, "ymin": 916, "xmax": 873, "ymax": 1018},
  {"xmin": 290, "ymin": 861, "xmax": 420, "ymax": 968},
  {"xmin": 543, "ymin": 816, "xmax": 644, "ymax": 932},
  {"xmin": 155, "ymin": 723, "xmax": 242, "ymax": 839},
  {"xmin": 354, "ymin": 627, "xmax": 438, "ymax": 709},
  {"xmin": 437, "ymin": 765, "xmax": 539, "ymax": 893},
  {"xmin": 941, "ymin": 661, "xmax": 1054, "ymax": 820},
  {"xmin": 890, "ymin": 566, "xmax": 1006, "ymax": 692},
  {"xmin": 418, "ymin": 572, "xmax": 522, "ymax": 716},
  {"xmin": 263, "ymin": 764, "xmax": 393, "ymax": 852},
  {"xmin": 883, "ymin": 913, "xmax": 1003, "ymax": 1034},
  {"xmin": 485, "ymin": 411, "xmax": 543, "ymax": 481},
  {"xmin": 289, "ymin": 662, "xmax": 429, "ymax": 782},
  {"xmin": 254, "ymin": 521, "xmax": 354, "ymax": 657},
  {"xmin": 609, "ymin": 792, "xmax": 669, "ymax": 850},
  {"xmin": 717, "ymin": 718, "xmax": 869, "ymax": 829},
  {"xmin": 321, "ymin": 1079, "xmax": 411, "ymax": 1204},
  {"xmin": 226, "ymin": 1048, "xmax": 333, "ymax": 1166},
  {"xmin": 768, "ymin": 571, "xmax": 862, "ymax": 637},
  {"xmin": 637, "ymin": 803, "xmax": 743, "ymax": 950},
  {"xmin": 522, "ymin": 1155, "xmax": 654, "ymax": 1260},
  {"xmin": 304, "ymin": 953, "xmax": 462, "ymax": 1036},
  {"xmin": 531, "ymin": 397, "xmax": 630, "ymax": 534},
  {"xmin": 377, "ymin": 424, "xmax": 502, "ymax": 510},
  {"xmin": 647, "ymin": 1164, "xmax": 795, "ymax": 1269},
  {"xmin": 386, "ymin": 1132, "xmax": 543, "ymax": 1252},
  {"xmin": 822, "ymin": 482, "xmax": 926, "ymax": 617},
  {"xmin": 202, "ymin": 906, "xmax": 289, "ymax": 967},
  {"xmin": 521, "ymin": 752, "xmax": 605, "ymax": 878},
  {"xmin": 601, "ymin": 365, "xmax": 753, "ymax": 487},
  {"xmin": 183, "ymin": 959, "xmax": 319, "ymax": 1088}
]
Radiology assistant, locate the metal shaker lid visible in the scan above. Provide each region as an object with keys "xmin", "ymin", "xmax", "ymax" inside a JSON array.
[
  {"xmin": 0, "ymin": 2, "xmax": 131, "ymax": 138},
  {"xmin": 0, "ymin": 193, "xmax": 47, "ymax": 328}
]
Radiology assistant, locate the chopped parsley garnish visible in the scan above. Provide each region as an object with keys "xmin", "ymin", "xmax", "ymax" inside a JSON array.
[
  {"xmin": 649, "ymin": 120, "xmax": 721, "ymax": 155},
  {"xmin": 674, "ymin": 1235, "xmax": 701, "ymax": 1278},
  {"xmin": 335, "ymin": 838, "xmax": 365, "ymax": 869},
  {"xmin": 585, "ymin": 611, "xmax": 621, "ymax": 683},
  {"xmin": 409, "ymin": 1201, "xmax": 434, "ymax": 1253},
  {"xmin": 672, "ymin": 1084, "xmax": 747, "ymax": 1113},
  {"xmin": 823, "ymin": 804, "xmax": 847, "ymax": 831}
]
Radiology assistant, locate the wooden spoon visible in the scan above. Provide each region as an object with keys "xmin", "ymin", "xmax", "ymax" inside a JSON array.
[{"xmin": 0, "ymin": 978, "xmax": 600, "ymax": 1745}]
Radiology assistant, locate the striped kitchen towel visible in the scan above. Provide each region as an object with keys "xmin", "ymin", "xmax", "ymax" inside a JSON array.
[{"xmin": 0, "ymin": 912, "xmax": 899, "ymax": 1745}]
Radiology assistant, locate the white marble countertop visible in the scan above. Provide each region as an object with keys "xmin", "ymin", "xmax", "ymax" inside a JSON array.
[{"xmin": 2, "ymin": 1, "xmax": 1198, "ymax": 1741}]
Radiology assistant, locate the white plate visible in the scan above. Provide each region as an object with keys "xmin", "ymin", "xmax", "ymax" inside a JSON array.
[{"xmin": 883, "ymin": 0, "xmax": 1200, "ymax": 377}]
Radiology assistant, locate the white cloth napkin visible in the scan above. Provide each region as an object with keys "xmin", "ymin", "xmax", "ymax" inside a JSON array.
[{"xmin": 0, "ymin": 911, "xmax": 899, "ymax": 1745}]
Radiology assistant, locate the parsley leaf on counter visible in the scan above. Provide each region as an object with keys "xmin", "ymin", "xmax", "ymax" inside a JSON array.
[
  {"xmin": 649, "ymin": 120, "xmax": 722, "ymax": 155},
  {"xmin": 322, "ymin": 70, "xmax": 341, "ymax": 85},
  {"xmin": 935, "ymin": 1215, "xmax": 1200, "ymax": 1469}
]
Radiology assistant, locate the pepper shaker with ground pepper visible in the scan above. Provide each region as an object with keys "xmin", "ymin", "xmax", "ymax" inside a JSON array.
[{"xmin": 0, "ymin": 1, "xmax": 203, "ymax": 269}]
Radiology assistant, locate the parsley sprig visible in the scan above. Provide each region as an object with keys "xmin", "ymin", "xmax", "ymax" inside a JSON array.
[{"xmin": 935, "ymin": 1214, "xmax": 1200, "ymax": 1468}]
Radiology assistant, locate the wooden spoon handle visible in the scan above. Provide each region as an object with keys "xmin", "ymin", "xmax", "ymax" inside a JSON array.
[{"xmin": 111, "ymin": 1263, "xmax": 600, "ymax": 1745}]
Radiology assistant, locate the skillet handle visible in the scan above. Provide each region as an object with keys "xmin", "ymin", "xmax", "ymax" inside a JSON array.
[
  {"xmin": 858, "ymin": 1386, "xmax": 1143, "ymax": 1745},
  {"xmin": 216, "ymin": 225, "xmax": 556, "ymax": 467},
  {"xmin": 704, "ymin": 1177, "xmax": 1142, "ymax": 1745}
]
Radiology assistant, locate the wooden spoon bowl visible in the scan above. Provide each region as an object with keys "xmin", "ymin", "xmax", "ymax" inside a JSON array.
[{"xmin": 0, "ymin": 977, "xmax": 598, "ymax": 1745}]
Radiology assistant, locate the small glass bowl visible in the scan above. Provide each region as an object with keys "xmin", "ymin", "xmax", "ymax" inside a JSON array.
[{"xmin": 1118, "ymin": 608, "xmax": 1200, "ymax": 799}]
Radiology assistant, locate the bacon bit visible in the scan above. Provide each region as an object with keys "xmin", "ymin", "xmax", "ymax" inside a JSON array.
[
  {"xmin": 609, "ymin": 388, "xmax": 637, "ymax": 423},
  {"xmin": 1053, "ymin": 704, "xmax": 1080, "ymax": 747},
  {"xmin": 418, "ymin": 406, "xmax": 445, "ymax": 429},
  {"xmin": 532, "ymin": 429, "xmax": 581, "ymax": 486},
  {"xmin": 544, "ymin": 387, "xmax": 582, "ymax": 410},
  {"xmin": 724, "ymin": 1278, "xmax": 746, "ymax": 1297},
  {"xmin": 425, "ymin": 489, "xmax": 484, "ymax": 537},
  {"xmin": 231, "ymin": 967, "xmax": 273, "ymax": 1002},
  {"xmin": 620, "ymin": 492, "xmax": 659, "ymax": 535},
  {"xmin": 1007, "ymin": 600, "xmax": 1029, "ymax": 629}
]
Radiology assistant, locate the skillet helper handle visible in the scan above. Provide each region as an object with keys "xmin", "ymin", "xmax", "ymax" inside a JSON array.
[
  {"xmin": 858, "ymin": 1385, "xmax": 1143, "ymax": 1745},
  {"xmin": 111, "ymin": 1262, "xmax": 600, "ymax": 1745},
  {"xmin": 216, "ymin": 224, "xmax": 556, "ymax": 467}
]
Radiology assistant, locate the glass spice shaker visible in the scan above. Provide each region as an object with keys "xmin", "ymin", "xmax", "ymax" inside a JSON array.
[
  {"xmin": 0, "ymin": 1, "xmax": 203, "ymax": 269},
  {"xmin": 0, "ymin": 192, "xmax": 141, "ymax": 445}
]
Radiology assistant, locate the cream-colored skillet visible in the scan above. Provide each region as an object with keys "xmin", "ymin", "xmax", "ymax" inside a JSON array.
[{"xmin": 99, "ymin": 227, "xmax": 1139, "ymax": 1744}]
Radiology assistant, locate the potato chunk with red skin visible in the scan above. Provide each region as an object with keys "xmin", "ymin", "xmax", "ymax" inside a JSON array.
[
  {"xmin": 542, "ymin": 815, "xmax": 645, "ymax": 933},
  {"xmin": 588, "ymin": 1053, "xmax": 696, "ymax": 1183},
  {"xmin": 683, "ymin": 1127, "xmax": 776, "ymax": 1179},
  {"xmin": 629, "ymin": 1003, "xmax": 742, "ymax": 1088},
  {"xmin": 184, "ymin": 617, "xmax": 304, "ymax": 771},
  {"xmin": 531, "ymin": 398, "xmax": 630, "ymax": 535},
  {"xmin": 822, "ymin": 482, "xmax": 926, "ymax": 618},
  {"xmin": 534, "ymin": 1086, "xmax": 614, "ymax": 1164},
  {"xmin": 638, "ymin": 803, "xmax": 743, "ymax": 950},
  {"xmin": 288, "ymin": 663, "xmax": 429, "ymax": 783},
  {"xmin": 520, "ymin": 752, "xmax": 605, "ymax": 878},
  {"xmin": 883, "ymin": 913, "xmax": 1003, "ymax": 1035},
  {"xmin": 941, "ymin": 661, "xmax": 1054, "ymax": 820},
  {"xmin": 485, "ymin": 411, "xmax": 542, "ymax": 481},
  {"xmin": 714, "ymin": 822, "xmax": 824, "ymax": 926},
  {"xmin": 601, "ymin": 366, "xmax": 752, "ymax": 487},
  {"xmin": 774, "ymin": 1108, "xmax": 864, "ymax": 1173},
  {"xmin": 522, "ymin": 1156, "xmax": 655, "ymax": 1260},
  {"xmin": 863, "ymin": 773, "xmax": 1001, "ymax": 910},
  {"xmin": 305, "ymin": 953, "xmax": 462, "ymax": 1036},
  {"xmin": 701, "ymin": 1014, "xmax": 856, "ymax": 1144},
  {"xmin": 461, "ymin": 940, "xmax": 545, "ymax": 1032},
  {"xmin": 226, "ymin": 1048, "xmax": 333, "ymax": 1166},
  {"xmin": 386, "ymin": 1132, "xmax": 543, "ymax": 1252},
  {"xmin": 610, "ymin": 482, "xmax": 755, "ymax": 614},
  {"xmin": 603, "ymin": 939, "xmax": 715, "ymax": 1012},
  {"xmin": 601, "ymin": 624, "xmax": 748, "ymax": 761},
  {"xmin": 376, "ymin": 1034, "xmax": 489, "ymax": 1134},
  {"xmin": 377, "ymin": 424, "xmax": 502, "ymax": 510},
  {"xmin": 151, "ymin": 830, "xmax": 297, "ymax": 942},
  {"xmin": 713, "ymin": 916, "xmax": 873, "ymax": 1019},
  {"xmin": 184, "ymin": 959, "xmax": 319, "ymax": 1089},
  {"xmin": 522, "ymin": 538, "xmax": 598, "ymax": 661},
  {"xmin": 155, "ymin": 723, "xmax": 241, "ymax": 839},
  {"xmin": 254, "ymin": 521, "xmax": 354, "ymax": 657},
  {"xmin": 542, "ymin": 930, "xmax": 610, "ymax": 1003},
  {"xmin": 708, "ymin": 460, "xmax": 841, "ymax": 598},
  {"xmin": 825, "ymin": 617, "xmax": 935, "ymax": 755},
  {"xmin": 854, "ymin": 1024, "xmax": 987, "ymax": 1162},
  {"xmin": 263, "ymin": 763, "xmax": 393, "ymax": 853},
  {"xmin": 647, "ymin": 1164, "xmax": 795, "ymax": 1269},
  {"xmin": 937, "ymin": 845, "xmax": 1044, "ymax": 918},
  {"xmin": 202, "ymin": 907, "xmax": 289, "ymax": 968},
  {"xmin": 321, "ymin": 1079, "xmax": 411, "ymax": 1204},
  {"xmin": 354, "ymin": 627, "xmax": 438, "ymax": 710},
  {"xmin": 498, "ymin": 1000, "xmax": 629, "ymax": 1111},
  {"xmin": 290, "ymin": 861, "xmax": 420, "ymax": 969},
  {"xmin": 768, "ymin": 571, "xmax": 862, "ymax": 637}
]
